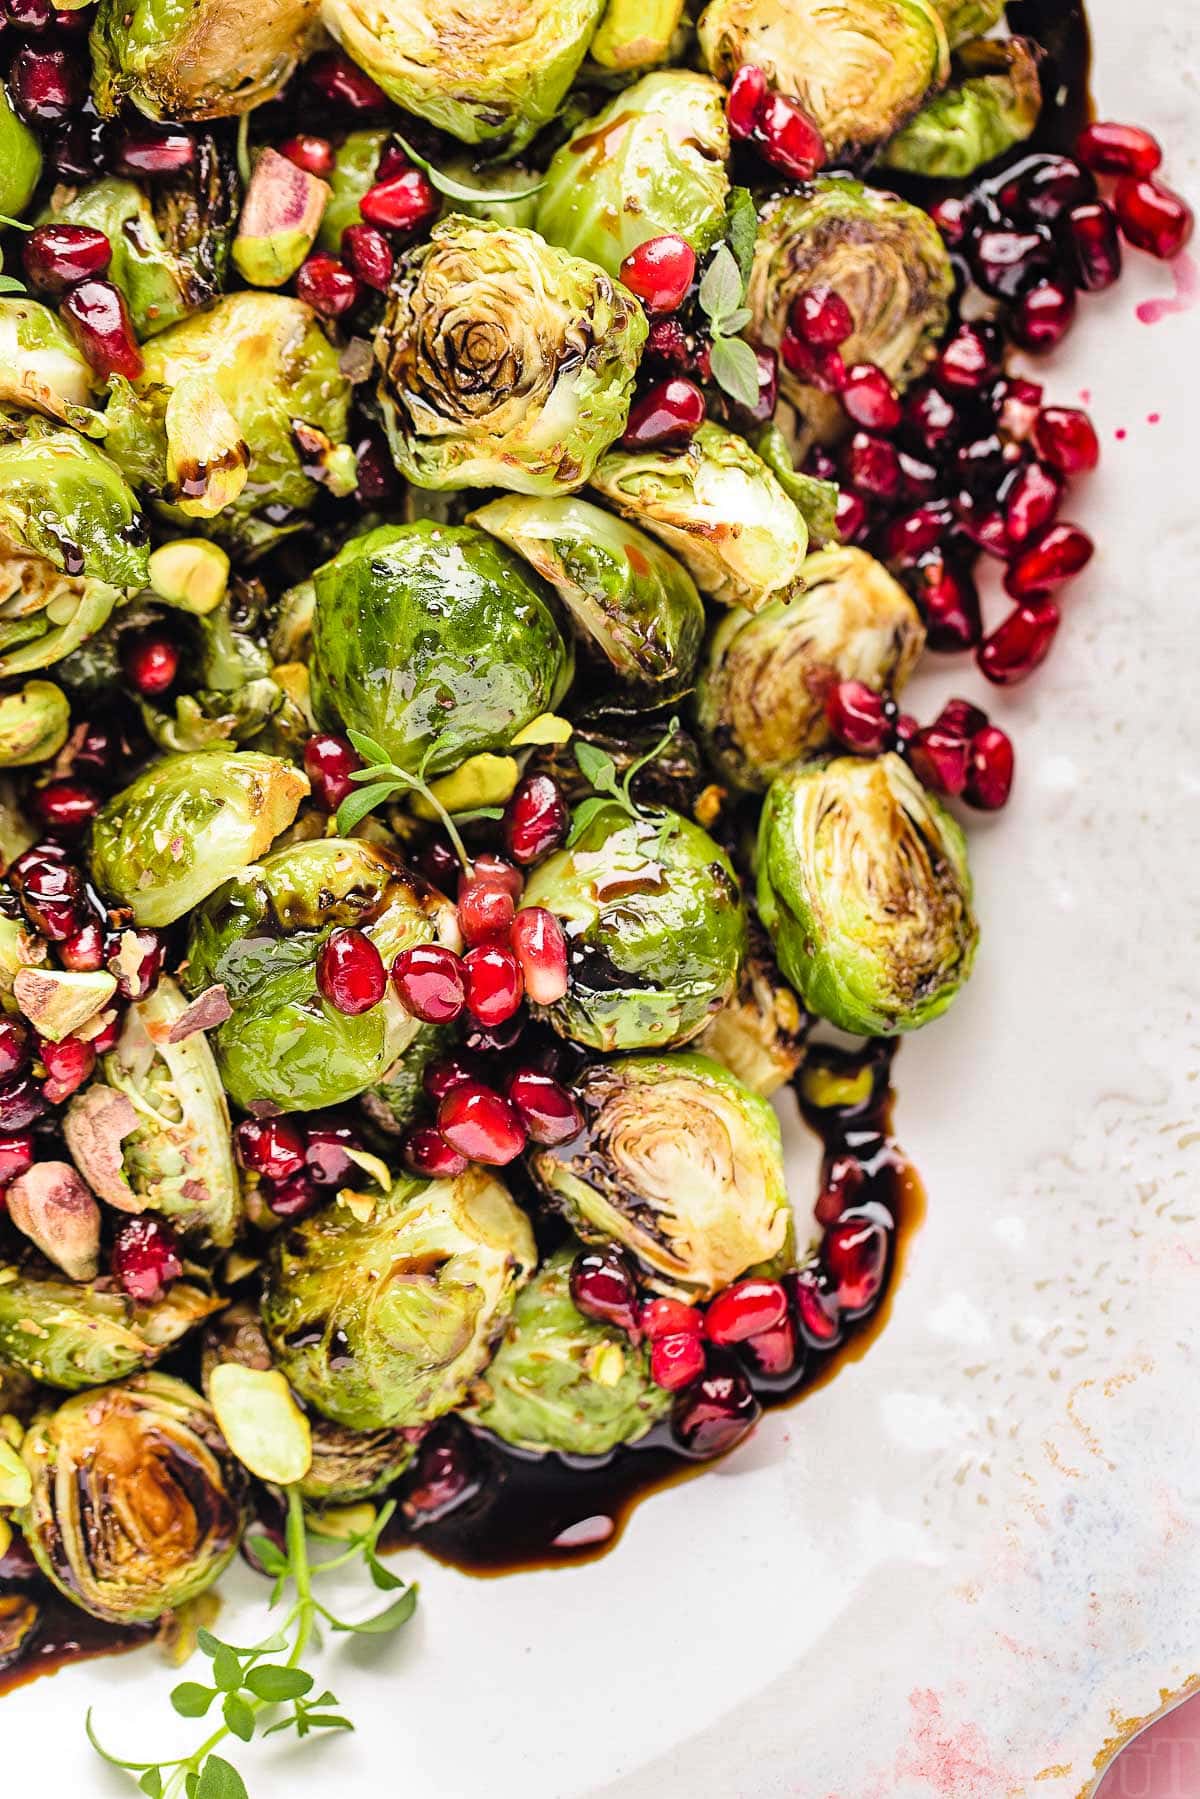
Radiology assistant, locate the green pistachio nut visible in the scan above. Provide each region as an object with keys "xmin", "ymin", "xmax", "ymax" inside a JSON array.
[
  {"xmin": 90, "ymin": 0, "xmax": 319, "ymax": 119},
  {"xmin": 0, "ymin": 1270, "xmax": 221, "ymax": 1390},
  {"xmin": 0, "ymin": 679, "xmax": 70, "ymax": 766},
  {"xmin": 882, "ymin": 37, "xmax": 1042, "ymax": 179},
  {"xmin": 0, "ymin": 81, "xmax": 41, "ymax": 218},
  {"xmin": 233, "ymin": 148, "xmax": 329, "ymax": 287},
  {"xmin": 147, "ymin": 538, "xmax": 230, "ymax": 615}
]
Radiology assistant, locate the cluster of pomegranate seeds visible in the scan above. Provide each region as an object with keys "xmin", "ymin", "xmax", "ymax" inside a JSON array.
[
  {"xmin": 725, "ymin": 63, "xmax": 825, "ymax": 181},
  {"xmin": 235, "ymin": 1112, "xmax": 360, "ymax": 1219},
  {"xmin": 110, "ymin": 1215, "xmax": 183, "ymax": 1303},
  {"xmin": 824, "ymin": 683, "xmax": 1015, "ymax": 810},
  {"xmin": 289, "ymin": 130, "xmax": 436, "ymax": 324},
  {"xmin": 23, "ymin": 223, "xmax": 111, "ymax": 294}
]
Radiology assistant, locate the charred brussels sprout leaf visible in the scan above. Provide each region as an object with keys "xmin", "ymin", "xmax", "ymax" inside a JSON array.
[
  {"xmin": 882, "ymin": 37, "xmax": 1042, "ymax": 178},
  {"xmin": 89, "ymin": 0, "xmax": 319, "ymax": 120},
  {"xmin": 184, "ymin": 837, "xmax": 460, "ymax": 1113},
  {"xmin": 536, "ymin": 71, "xmax": 730, "ymax": 279},
  {"xmin": 0, "ymin": 1271, "xmax": 220, "ymax": 1390},
  {"xmin": 311, "ymin": 521, "xmax": 573, "ymax": 777},
  {"xmin": 531, "ymin": 1054, "xmax": 793, "ymax": 1299},
  {"xmin": 261, "ymin": 1167, "xmax": 537, "ymax": 1431},
  {"xmin": 695, "ymin": 921, "xmax": 808, "ymax": 1097},
  {"xmin": 18, "ymin": 1374, "xmax": 246, "ymax": 1622},
  {"xmin": 757, "ymin": 751, "xmax": 978, "ymax": 1034},
  {"xmin": 696, "ymin": 546, "xmax": 925, "ymax": 791},
  {"xmin": 374, "ymin": 217, "xmax": 645, "ymax": 495},
  {"xmin": 753, "ymin": 423, "xmax": 840, "ymax": 547},
  {"xmin": 522, "ymin": 801, "xmax": 746, "ymax": 1051},
  {"xmin": 0, "ymin": 299, "xmax": 100, "ymax": 434},
  {"xmin": 465, "ymin": 1245, "xmax": 670, "ymax": 1455},
  {"xmin": 472, "ymin": 495, "xmax": 704, "ymax": 698},
  {"xmin": 0, "ymin": 429, "xmax": 147, "ymax": 591}
]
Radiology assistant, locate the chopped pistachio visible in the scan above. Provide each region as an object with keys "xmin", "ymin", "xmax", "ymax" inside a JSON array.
[{"xmin": 13, "ymin": 966, "xmax": 117, "ymax": 1041}]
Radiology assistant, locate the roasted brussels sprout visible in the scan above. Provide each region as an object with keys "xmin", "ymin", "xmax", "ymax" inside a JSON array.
[
  {"xmin": 262, "ymin": 1167, "xmax": 537, "ymax": 1431},
  {"xmin": 89, "ymin": 749, "xmax": 307, "ymax": 928},
  {"xmin": 321, "ymin": 0, "xmax": 604, "ymax": 152},
  {"xmin": 524, "ymin": 716, "xmax": 707, "ymax": 815},
  {"xmin": 0, "ymin": 81, "xmax": 40, "ymax": 219},
  {"xmin": 536, "ymin": 71, "xmax": 730, "ymax": 279},
  {"xmin": 530, "ymin": 1054, "xmax": 793, "ymax": 1298},
  {"xmin": 757, "ymin": 752, "xmax": 978, "ymax": 1034},
  {"xmin": 695, "ymin": 546, "xmax": 925, "ymax": 791},
  {"xmin": 472, "ymin": 495, "xmax": 704, "ymax": 698},
  {"xmin": 90, "ymin": 0, "xmax": 318, "ymax": 120},
  {"xmin": 311, "ymin": 521, "xmax": 573, "ymax": 777},
  {"xmin": 590, "ymin": 423, "xmax": 808, "ymax": 613},
  {"xmin": 18, "ymin": 1374, "xmax": 246, "ymax": 1622},
  {"xmin": 522, "ymin": 802, "xmax": 746, "ymax": 1051},
  {"xmin": 0, "ymin": 680, "xmax": 70, "ymax": 767},
  {"xmin": 364, "ymin": 1021, "xmax": 458, "ymax": 1136},
  {"xmin": 929, "ymin": 0, "xmax": 1005, "ymax": 50},
  {"xmin": 882, "ymin": 37, "xmax": 1042, "ymax": 178},
  {"xmin": 374, "ymin": 218, "xmax": 645, "ymax": 495},
  {"xmin": 184, "ymin": 838, "xmax": 460, "ymax": 1113},
  {"xmin": 0, "ymin": 1271, "xmax": 220, "ymax": 1390},
  {"xmin": 0, "ymin": 428, "xmax": 148, "ymax": 592},
  {"xmin": 694, "ymin": 921, "xmax": 808, "ymax": 1097},
  {"xmin": 137, "ymin": 590, "xmax": 288, "ymax": 754},
  {"xmin": 0, "ymin": 299, "xmax": 100, "ymax": 433},
  {"xmin": 590, "ymin": 0, "xmax": 688, "ymax": 71},
  {"xmin": 698, "ymin": 0, "xmax": 949, "ymax": 160},
  {"xmin": 465, "ymin": 1245, "xmax": 670, "ymax": 1455},
  {"xmin": 0, "ymin": 547, "xmax": 122, "ymax": 683}
]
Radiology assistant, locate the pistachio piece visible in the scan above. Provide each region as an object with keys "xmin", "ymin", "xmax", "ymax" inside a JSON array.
[
  {"xmin": 13, "ymin": 967, "xmax": 118, "ymax": 1041},
  {"xmin": 6, "ymin": 1161, "xmax": 101, "ymax": 1282}
]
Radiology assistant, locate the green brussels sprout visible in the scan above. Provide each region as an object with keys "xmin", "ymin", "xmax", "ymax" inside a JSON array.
[
  {"xmin": 929, "ymin": 0, "xmax": 1005, "ymax": 50},
  {"xmin": 472, "ymin": 495, "xmax": 704, "ymax": 698},
  {"xmin": 590, "ymin": 0, "xmax": 688, "ymax": 71},
  {"xmin": 0, "ymin": 552, "xmax": 120, "ymax": 683},
  {"xmin": 465, "ymin": 1245, "xmax": 670, "ymax": 1455},
  {"xmin": 753, "ymin": 422, "xmax": 840, "ymax": 547},
  {"xmin": 0, "ymin": 1270, "xmax": 220, "ymax": 1390},
  {"xmin": 0, "ymin": 299, "xmax": 100, "ymax": 433},
  {"xmin": 261, "ymin": 1166, "xmax": 537, "ymax": 1431},
  {"xmin": 317, "ymin": 129, "xmax": 388, "ymax": 254},
  {"xmin": 882, "ymin": 37, "xmax": 1041, "ymax": 178},
  {"xmin": 0, "ymin": 81, "xmax": 41, "ymax": 219},
  {"xmin": 102, "ymin": 292, "xmax": 355, "ymax": 554},
  {"xmin": 311, "ymin": 521, "xmax": 573, "ymax": 778},
  {"xmin": 0, "ymin": 428, "xmax": 148, "ymax": 592},
  {"xmin": 90, "ymin": 0, "xmax": 318, "ymax": 120},
  {"xmin": 698, "ymin": 0, "xmax": 949, "ymax": 160},
  {"xmin": 437, "ymin": 157, "xmax": 544, "ymax": 232},
  {"xmin": 138, "ymin": 585, "xmax": 287, "ymax": 753},
  {"xmin": 0, "ymin": 679, "xmax": 70, "ymax": 767},
  {"xmin": 522, "ymin": 801, "xmax": 746, "ymax": 1051},
  {"xmin": 757, "ymin": 751, "xmax": 978, "ymax": 1034},
  {"xmin": 530, "ymin": 1054, "xmax": 793, "ymax": 1299},
  {"xmin": 18, "ymin": 1374, "xmax": 246, "ymax": 1622},
  {"xmin": 184, "ymin": 838, "xmax": 461, "ymax": 1113},
  {"xmin": 374, "ymin": 217, "xmax": 646, "ymax": 496},
  {"xmin": 590, "ymin": 422, "xmax": 808, "ymax": 613},
  {"xmin": 694, "ymin": 921, "xmax": 808, "ymax": 1097},
  {"xmin": 747, "ymin": 180, "xmax": 954, "ymax": 447},
  {"xmin": 695, "ymin": 546, "xmax": 925, "ymax": 791},
  {"xmin": 89, "ymin": 749, "xmax": 308, "ymax": 928},
  {"xmin": 363, "ymin": 1020, "xmax": 458, "ymax": 1136},
  {"xmin": 321, "ymin": 0, "xmax": 604, "ymax": 153},
  {"xmin": 535, "ymin": 71, "xmax": 730, "ymax": 278}
]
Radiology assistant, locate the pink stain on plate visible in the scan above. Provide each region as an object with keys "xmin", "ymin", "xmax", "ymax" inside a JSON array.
[
  {"xmin": 892, "ymin": 1689, "xmax": 1017, "ymax": 1798},
  {"xmin": 1135, "ymin": 251, "xmax": 1199, "ymax": 325}
]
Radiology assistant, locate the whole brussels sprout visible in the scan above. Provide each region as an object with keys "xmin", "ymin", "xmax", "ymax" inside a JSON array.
[
  {"xmin": 90, "ymin": 0, "xmax": 318, "ymax": 120},
  {"xmin": 0, "ymin": 428, "xmax": 148, "ymax": 591},
  {"xmin": 590, "ymin": 422, "xmax": 808, "ymax": 613},
  {"xmin": 261, "ymin": 1166, "xmax": 537, "ymax": 1431},
  {"xmin": 0, "ymin": 1270, "xmax": 220, "ymax": 1390},
  {"xmin": 535, "ymin": 71, "xmax": 730, "ymax": 279},
  {"xmin": 929, "ymin": 0, "xmax": 1005, "ymax": 49},
  {"xmin": 695, "ymin": 546, "xmax": 925, "ymax": 791},
  {"xmin": 374, "ymin": 217, "xmax": 646, "ymax": 496},
  {"xmin": 321, "ymin": 0, "xmax": 605, "ymax": 153},
  {"xmin": 757, "ymin": 751, "xmax": 978, "ymax": 1034},
  {"xmin": 465, "ymin": 1245, "xmax": 670, "ymax": 1455},
  {"xmin": 311, "ymin": 521, "xmax": 573, "ymax": 778},
  {"xmin": 0, "ymin": 81, "xmax": 41, "ymax": 219},
  {"xmin": 0, "ymin": 679, "xmax": 70, "ymax": 767},
  {"xmin": 90, "ymin": 749, "xmax": 308, "ymax": 928},
  {"xmin": 184, "ymin": 838, "xmax": 461, "ymax": 1113},
  {"xmin": 0, "ymin": 299, "xmax": 99, "ymax": 433},
  {"xmin": 472, "ymin": 495, "xmax": 704, "ymax": 698},
  {"xmin": 522, "ymin": 801, "xmax": 746, "ymax": 1051},
  {"xmin": 530, "ymin": 1054, "xmax": 793, "ymax": 1299},
  {"xmin": 698, "ymin": 0, "xmax": 949, "ymax": 160},
  {"xmin": 694, "ymin": 921, "xmax": 808, "ymax": 1097},
  {"xmin": 18, "ymin": 1374, "xmax": 246, "ymax": 1622},
  {"xmin": 882, "ymin": 37, "xmax": 1042, "ymax": 178}
]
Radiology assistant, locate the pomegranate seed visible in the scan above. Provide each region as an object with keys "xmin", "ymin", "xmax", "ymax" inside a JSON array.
[
  {"xmin": 911, "ymin": 550, "xmax": 982, "ymax": 651},
  {"xmin": 60, "ymin": 918, "xmax": 106, "ymax": 974},
  {"xmin": 0, "ymin": 1077, "xmax": 45, "ymax": 1132},
  {"xmin": 23, "ymin": 224, "xmax": 111, "ymax": 294},
  {"xmin": 953, "ymin": 488, "xmax": 1011, "ymax": 561},
  {"xmin": 402, "ymin": 1429, "xmax": 480, "ymax": 1524},
  {"xmin": 5, "ymin": 0, "xmax": 53, "ymax": 27},
  {"xmin": 897, "ymin": 448, "xmax": 939, "ymax": 502},
  {"xmin": 71, "ymin": 721, "xmax": 116, "ymax": 779},
  {"xmin": 934, "ymin": 322, "xmax": 1001, "ymax": 395},
  {"xmin": 970, "ymin": 224, "xmax": 1058, "ymax": 299},
  {"xmin": 937, "ymin": 698, "xmax": 989, "ymax": 738},
  {"xmin": 9, "ymin": 44, "xmax": 80, "ymax": 121},
  {"xmin": 353, "ymin": 432, "xmax": 399, "ymax": 506},
  {"xmin": 438, "ymin": 1081, "xmax": 526, "ymax": 1166},
  {"xmin": 729, "ymin": 345, "xmax": 778, "ymax": 426},
  {"xmin": 296, "ymin": 254, "xmax": 361, "ymax": 318},
  {"xmin": 789, "ymin": 285, "xmax": 853, "ymax": 349},
  {"xmin": 121, "ymin": 629, "xmax": 177, "ymax": 695},
  {"xmin": 317, "ymin": 927, "xmax": 385, "ymax": 1015},
  {"xmin": 0, "ymin": 1021, "xmax": 30, "ymax": 1082},
  {"xmin": 1034, "ymin": 405, "xmax": 1099, "ymax": 476},
  {"xmin": 468, "ymin": 853, "xmax": 523, "ymax": 900},
  {"xmin": 509, "ymin": 907, "xmax": 568, "ymax": 1006},
  {"xmin": 301, "ymin": 733, "xmax": 360, "ymax": 812},
  {"xmin": 457, "ymin": 877, "xmax": 516, "ymax": 946},
  {"xmin": 0, "ymin": 1134, "xmax": 34, "ymax": 1186},
  {"xmin": 570, "ymin": 1247, "xmax": 640, "ymax": 1333},
  {"xmin": 60, "ymin": 279, "xmax": 143, "ymax": 381},
  {"xmin": 641, "ymin": 1297, "xmax": 703, "ymax": 1340},
  {"xmin": 423, "ymin": 1054, "xmax": 482, "ymax": 1103},
  {"xmin": 1065, "ymin": 201, "xmax": 1123, "ymax": 291},
  {"xmin": 342, "ymin": 223, "xmax": 394, "ymax": 291},
  {"xmin": 779, "ymin": 331, "xmax": 846, "ymax": 392},
  {"xmin": 38, "ymin": 1033, "xmax": 94, "ymax": 1103},
  {"xmin": 823, "ymin": 1216, "xmax": 888, "ymax": 1312},
  {"xmin": 117, "ymin": 126, "xmax": 194, "ymax": 174},
  {"xmin": 789, "ymin": 1267, "xmax": 842, "ymax": 1346},
  {"xmin": 756, "ymin": 92, "xmax": 824, "ymax": 179},
  {"xmin": 1000, "ymin": 152, "xmax": 1095, "ymax": 225},
  {"xmin": 955, "ymin": 429, "xmax": 1011, "ymax": 496},
  {"xmin": 1011, "ymin": 279, "xmax": 1076, "ymax": 353},
  {"xmin": 505, "ymin": 774, "xmax": 567, "ymax": 865},
  {"xmin": 360, "ymin": 169, "xmax": 438, "ymax": 233},
  {"xmin": 1002, "ymin": 460, "xmax": 1062, "ymax": 547},
  {"xmin": 965, "ymin": 725, "xmax": 1015, "ymax": 811},
  {"xmin": 306, "ymin": 49, "xmax": 388, "ymax": 111},
  {"xmin": 414, "ymin": 835, "xmax": 459, "ymax": 895},
  {"xmin": 619, "ymin": 235, "xmax": 696, "ymax": 313},
  {"xmin": 304, "ymin": 1120, "xmax": 358, "ymax": 1186},
  {"xmin": 462, "ymin": 944, "xmax": 523, "ymax": 1026},
  {"xmin": 815, "ymin": 1152, "xmax": 866, "ymax": 1226},
  {"xmin": 505, "ymin": 1067, "xmax": 581, "ymax": 1146},
  {"xmin": 903, "ymin": 381, "xmax": 962, "ymax": 453},
  {"xmin": 841, "ymin": 362, "xmax": 901, "ymax": 431},
  {"xmin": 651, "ymin": 1332, "xmax": 706, "ymax": 1391},
  {"xmin": 48, "ymin": 111, "xmax": 111, "ymax": 182},
  {"xmin": 1114, "ymin": 177, "xmax": 1194, "ymax": 259},
  {"xmin": 403, "ymin": 1125, "xmax": 469, "ymax": 1178},
  {"xmin": 279, "ymin": 134, "xmax": 335, "ymax": 178},
  {"xmin": 895, "ymin": 712, "xmax": 919, "ymax": 748},
  {"xmin": 1004, "ymin": 522, "xmax": 1093, "ymax": 600},
  {"xmin": 740, "ymin": 1316, "xmax": 800, "ymax": 1380},
  {"xmin": 106, "ymin": 927, "xmax": 161, "ymax": 1000},
  {"xmin": 929, "ymin": 194, "xmax": 971, "ymax": 246},
  {"xmin": 235, "ymin": 1117, "xmax": 307, "ymax": 1181},
  {"xmin": 843, "ymin": 432, "xmax": 900, "ymax": 503},
  {"xmin": 882, "ymin": 501, "xmax": 953, "ymax": 565},
  {"xmin": 833, "ymin": 489, "xmax": 868, "ymax": 542},
  {"xmin": 31, "ymin": 779, "xmax": 100, "ymax": 833},
  {"xmin": 88, "ymin": 1013, "xmax": 122, "ymax": 1057},
  {"xmin": 263, "ymin": 1172, "xmax": 320, "ymax": 1219},
  {"xmin": 463, "ymin": 1011, "xmax": 527, "ymax": 1055},
  {"xmin": 1075, "ymin": 120, "xmax": 1162, "ymax": 178},
  {"xmin": 995, "ymin": 376, "xmax": 1043, "ymax": 445},
  {"xmin": 111, "ymin": 1215, "xmax": 183, "ymax": 1301},
  {"xmin": 671, "ymin": 1354, "xmax": 760, "ymax": 1457},
  {"xmin": 16, "ymin": 857, "xmax": 82, "ymax": 940},
  {"xmin": 391, "ymin": 944, "xmax": 466, "ymax": 1024},
  {"xmin": 726, "ymin": 63, "xmax": 768, "ymax": 139},
  {"xmin": 645, "ymin": 316, "xmax": 690, "ymax": 366},
  {"xmin": 907, "ymin": 724, "xmax": 970, "ymax": 798},
  {"xmin": 704, "ymin": 1277, "xmax": 788, "ymax": 1346},
  {"xmin": 978, "ymin": 601, "xmax": 1061, "ymax": 685},
  {"xmin": 824, "ymin": 680, "xmax": 894, "ymax": 754},
  {"xmin": 622, "ymin": 377, "xmax": 705, "ymax": 449}
]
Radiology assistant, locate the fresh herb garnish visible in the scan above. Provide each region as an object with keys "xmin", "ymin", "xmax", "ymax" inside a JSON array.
[
  {"xmin": 567, "ymin": 718, "xmax": 681, "ymax": 848},
  {"xmin": 335, "ymin": 729, "xmax": 475, "ymax": 868},
  {"xmin": 392, "ymin": 134, "xmax": 544, "ymax": 205},
  {"xmin": 699, "ymin": 241, "xmax": 762, "ymax": 412}
]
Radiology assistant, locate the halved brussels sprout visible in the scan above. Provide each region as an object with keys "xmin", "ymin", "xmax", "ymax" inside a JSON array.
[
  {"xmin": 321, "ymin": 0, "xmax": 604, "ymax": 152},
  {"xmin": 882, "ymin": 37, "xmax": 1042, "ymax": 178},
  {"xmin": 0, "ymin": 428, "xmax": 148, "ymax": 592},
  {"xmin": 522, "ymin": 801, "xmax": 746, "ymax": 1051},
  {"xmin": 261, "ymin": 1167, "xmax": 537, "ymax": 1431},
  {"xmin": 0, "ymin": 80, "xmax": 41, "ymax": 219},
  {"xmin": 695, "ymin": 546, "xmax": 925, "ymax": 791},
  {"xmin": 465, "ymin": 1245, "xmax": 670, "ymax": 1455},
  {"xmin": 184, "ymin": 837, "xmax": 461, "ymax": 1113},
  {"xmin": 89, "ymin": 749, "xmax": 308, "ymax": 928},
  {"xmin": 0, "ymin": 1271, "xmax": 220, "ymax": 1390},
  {"xmin": 375, "ymin": 218, "xmax": 646, "ymax": 495},
  {"xmin": 694, "ymin": 921, "xmax": 808, "ymax": 1097},
  {"xmin": 757, "ymin": 751, "xmax": 978, "ymax": 1034},
  {"xmin": 90, "ymin": 0, "xmax": 318, "ymax": 120},
  {"xmin": 590, "ymin": 422, "xmax": 808, "ymax": 613},
  {"xmin": 929, "ymin": 0, "xmax": 1005, "ymax": 50},
  {"xmin": 472, "ymin": 495, "xmax": 704, "ymax": 698},
  {"xmin": 590, "ymin": 0, "xmax": 688, "ymax": 71},
  {"xmin": 311, "ymin": 521, "xmax": 573, "ymax": 778},
  {"xmin": 698, "ymin": 0, "xmax": 949, "ymax": 160},
  {"xmin": 531, "ymin": 1053, "xmax": 793, "ymax": 1299},
  {"xmin": 0, "ymin": 300, "xmax": 99, "ymax": 433},
  {"xmin": 0, "ymin": 679, "xmax": 70, "ymax": 767},
  {"xmin": 535, "ymin": 71, "xmax": 730, "ymax": 279},
  {"xmin": 18, "ymin": 1374, "xmax": 246, "ymax": 1622},
  {"xmin": 0, "ymin": 545, "xmax": 121, "ymax": 683}
]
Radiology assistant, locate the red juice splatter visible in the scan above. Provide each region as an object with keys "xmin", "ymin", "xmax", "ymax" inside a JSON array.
[{"xmin": 1135, "ymin": 250, "xmax": 1199, "ymax": 324}]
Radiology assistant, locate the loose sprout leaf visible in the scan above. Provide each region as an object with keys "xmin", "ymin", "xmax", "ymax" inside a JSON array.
[
  {"xmin": 392, "ymin": 134, "xmax": 544, "ymax": 204},
  {"xmin": 244, "ymin": 1666, "xmax": 314, "ymax": 1702},
  {"xmin": 329, "ymin": 1587, "xmax": 418, "ymax": 1635},
  {"xmin": 195, "ymin": 1755, "xmax": 249, "ymax": 1799},
  {"xmin": 710, "ymin": 335, "xmax": 763, "ymax": 410},
  {"xmin": 699, "ymin": 243, "xmax": 744, "ymax": 324},
  {"xmin": 171, "ymin": 1683, "xmax": 217, "ymax": 1719},
  {"xmin": 222, "ymin": 1695, "xmax": 256, "ymax": 1744},
  {"xmin": 727, "ymin": 187, "xmax": 759, "ymax": 291}
]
